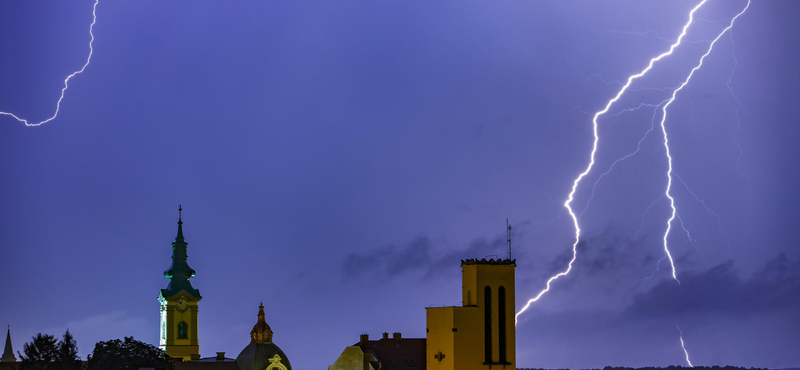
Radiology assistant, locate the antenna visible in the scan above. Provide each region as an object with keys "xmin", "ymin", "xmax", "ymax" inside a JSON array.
[{"xmin": 507, "ymin": 218, "xmax": 512, "ymax": 260}]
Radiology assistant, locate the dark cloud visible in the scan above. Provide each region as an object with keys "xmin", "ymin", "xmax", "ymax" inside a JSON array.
[
  {"xmin": 342, "ymin": 222, "xmax": 534, "ymax": 281},
  {"xmin": 341, "ymin": 236, "xmax": 433, "ymax": 279},
  {"xmin": 526, "ymin": 227, "xmax": 661, "ymax": 297},
  {"xmin": 625, "ymin": 253, "xmax": 800, "ymax": 319}
]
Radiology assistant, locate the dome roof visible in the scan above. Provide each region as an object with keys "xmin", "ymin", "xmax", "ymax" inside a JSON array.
[
  {"xmin": 235, "ymin": 342, "xmax": 291, "ymax": 370},
  {"xmin": 235, "ymin": 303, "xmax": 291, "ymax": 370}
]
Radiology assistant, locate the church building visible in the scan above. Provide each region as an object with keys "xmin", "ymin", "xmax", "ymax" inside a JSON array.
[
  {"xmin": 159, "ymin": 206, "xmax": 202, "ymax": 361},
  {"xmin": 425, "ymin": 258, "xmax": 516, "ymax": 369}
]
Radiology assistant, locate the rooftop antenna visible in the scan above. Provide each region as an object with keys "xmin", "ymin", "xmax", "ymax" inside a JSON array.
[{"xmin": 507, "ymin": 218, "xmax": 512, "ymax": 260}]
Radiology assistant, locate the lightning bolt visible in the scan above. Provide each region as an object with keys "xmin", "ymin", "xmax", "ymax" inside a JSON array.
[
  {"xmin": 657, "ymin": 0, "xmax": 750, "ymax": 283},
  {"xmin": 678, "ymin": 325, "xmax": 694, "ymax": 367},
  {"xmin": 0, "ymin": 0, "xmax": 99, "ymax": 127},
  {"xmin": 515, "ymin": 0, "xmax": 712, "ymax": 325},
  {"xmin": 579, "ymin": 100, "xmax": 668, "ymax": 220},
  {"xmin": 674, "ymin": 173, "xmax": 730, "ymax": 245},
  {"xmin": 726, "ymin": 31, "xmax": 749, "ymax": 184}
]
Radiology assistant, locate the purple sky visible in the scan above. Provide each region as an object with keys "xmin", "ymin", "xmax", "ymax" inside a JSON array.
[{"xmin": 1, "ymin": 1, "xmax": 798, "ymax": 369}]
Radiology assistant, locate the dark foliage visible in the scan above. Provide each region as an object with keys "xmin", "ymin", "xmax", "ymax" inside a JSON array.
[
  {"xmin": 18, "ymin": 331, "xmax": 80, "ymax": 370},
  {"xmin": 18, "ymin": 334, "xmax": 58, "ymax": 370},
  {"xmin": 87, "ymin": 337, "xmax": 173, "ymax": 370},
  {"xmin": 55, "ymin": 330, "xmax": 81, "ymax": 370}
]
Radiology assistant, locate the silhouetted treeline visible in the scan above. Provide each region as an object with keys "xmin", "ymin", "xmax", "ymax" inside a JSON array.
[{"xmin": 19, "ymin": 333, "xmax": 173, "ymax": 370}]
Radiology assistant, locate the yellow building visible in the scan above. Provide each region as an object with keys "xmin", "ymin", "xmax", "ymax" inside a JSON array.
[
  {"xmin": 159, "ymin": 207, "xmax": 202, "ymax": 361},
  {"xmin": 426, "ymin": 258, "xmax": 515, "ymax": 370}
]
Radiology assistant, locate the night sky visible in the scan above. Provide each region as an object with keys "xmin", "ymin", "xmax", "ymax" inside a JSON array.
[{"xmin": 1, "ymin": 1, "xmax": 798, "ymax": 369}]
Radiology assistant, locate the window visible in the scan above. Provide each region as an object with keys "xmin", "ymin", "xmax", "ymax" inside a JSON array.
[
  {"xmin": 484, "ymin": 286, "xmax": 492, "ymax": 363},
  {"xmin": 177, "ymin": 321, "xmax": 188, "ymax": 339},
  {"xmin": 499, "ymin": 286, "xmax": 507, "ymax": 363}
]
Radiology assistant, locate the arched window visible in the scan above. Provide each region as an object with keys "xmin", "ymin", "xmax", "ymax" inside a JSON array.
[
  {"xmin": 484, "ymin": 286, "xmax": 492, "ymax": 363},
  {"xmin": 178, "ymin": 321, "xmax": 188, "ymax": 339},
  {"xmin": 499, "ymin": 286, "xmax": 507, "ymax": 363},
  {"xmin": 467, "ymin": 290, "xmax": 472, "ymax": 306}
]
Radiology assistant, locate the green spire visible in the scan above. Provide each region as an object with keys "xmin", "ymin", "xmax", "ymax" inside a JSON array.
[{"xmin": 161, "ymin": 206, "xmax": 201, "ymax": 298}]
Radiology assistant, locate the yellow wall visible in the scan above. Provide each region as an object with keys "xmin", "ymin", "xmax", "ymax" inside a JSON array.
[
  {"xmin": 426, "ymin": 307, "xmax": 456, "ymax": 370},
  {"xmin": 427, "ymin": 261, "xmax": 515, "ymax": 370},
  {"xmin": 159, "ymin": 294, "xmax": 201, "ymax": 360}
]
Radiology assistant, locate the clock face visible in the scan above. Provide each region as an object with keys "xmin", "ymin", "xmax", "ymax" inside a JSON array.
[{"xmin": 176, "ymin": 298, "xmax": 188, "ymax": 312}]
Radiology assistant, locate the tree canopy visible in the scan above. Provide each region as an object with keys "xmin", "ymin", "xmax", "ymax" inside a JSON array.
[
  {"xmin": 18, "ymin": 330, "xmax": 80, "ymax": 370},
  {"xmin": 87, "ymin": 337, "xmax": 173, "ymax": 370},
  {"xmin": 19, "ymin": 333, "xmax": 57, "ymax": 370}
]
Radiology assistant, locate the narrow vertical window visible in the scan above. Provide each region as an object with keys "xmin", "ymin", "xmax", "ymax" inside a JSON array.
[
  {"xmin": 178, "ymin": 321, "xmax": 188, "ymax": 339},
  {"xmin": 484, "ymin": 286, "xmax": 492, "ymax": 363},
  {"xmin": 499, "ymin": 286, "xmax": 507, "ymax": 363},
  {"xmin": 467, "ymin": 290, "xmax": 472, "ymax": 306}
]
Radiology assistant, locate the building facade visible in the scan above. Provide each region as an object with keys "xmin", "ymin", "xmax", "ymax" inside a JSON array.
[{"xmin": 425, "ymin": 258, "xmax": 516, "ymax": 370}]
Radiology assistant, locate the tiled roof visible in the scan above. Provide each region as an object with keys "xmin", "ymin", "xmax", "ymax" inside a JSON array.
[{"xmin": 357, "ymin": 336, "xmax": 426, "ymax": 369}]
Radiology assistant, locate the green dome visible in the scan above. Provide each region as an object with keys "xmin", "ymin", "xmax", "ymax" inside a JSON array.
[{"xmin": 235, "ymin": 342, "xmax": 291, "ymax": 370}]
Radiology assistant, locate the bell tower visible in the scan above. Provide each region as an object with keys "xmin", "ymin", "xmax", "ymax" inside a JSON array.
[
  {"xmin": 158, "ymin": 206, "xmax": 202, "ymax": 360},
  {"xmin": 427, "ymin": 257, "xmax": 516, "ymax": 370}
]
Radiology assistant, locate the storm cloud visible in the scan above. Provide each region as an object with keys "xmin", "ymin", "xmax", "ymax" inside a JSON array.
[
  {"xmin": 625, "ymin": 253, "xmax": 800, "ymax": 319},
  {"xmin": 341, "ymin": 223, "xmax": 532, "ymax": 281}
]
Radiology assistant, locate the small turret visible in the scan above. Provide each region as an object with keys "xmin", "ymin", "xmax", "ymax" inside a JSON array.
[{"xmin": 250, "ymin": 302, "xmax": 274, "ymax": 343}]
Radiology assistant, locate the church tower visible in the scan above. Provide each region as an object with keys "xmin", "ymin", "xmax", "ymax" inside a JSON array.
[
  {"xmin": 426, "ymin": 258, "xmax": 516, "ymax": 370},
  {"xmin": 158, "ymin": 206, "xmax": 202, "ymax": 361}
]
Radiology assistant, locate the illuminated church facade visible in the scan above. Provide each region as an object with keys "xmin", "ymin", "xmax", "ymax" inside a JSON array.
[{"xmin": 159, "ymin": 207, "xmax": 202, "ymax": 360}]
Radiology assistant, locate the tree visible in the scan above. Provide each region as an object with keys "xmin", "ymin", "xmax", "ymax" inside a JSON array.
[
  {"xmin": 18, "ymin": 333, "xmax": 58, "ymax": 370},
  {"xmin": 19, "ymin": 330, "xmax": 83, "ymax": 370},
  {"xmin": 55, "ymin": 330, "xmax": 81, "ymax": 370},
  {"xmin": 88, "ymin": 337, "xmax": 173, "ymax": 370}
]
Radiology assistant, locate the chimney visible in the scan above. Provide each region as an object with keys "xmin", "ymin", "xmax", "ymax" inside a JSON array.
[
  {"xmin": 216, "ymin": 352, "xmax": 226, "ymax": 361},
  {"xmin": 392, "ymin": 332, "xmax": 401, "ymax": 339},
  {"xmin": 382, "ymin": 332, "xmax": 389, "ymax": 340},
  {"xmin": 360, "ymin": 333, "xmax": 369, "ymax": 345}
]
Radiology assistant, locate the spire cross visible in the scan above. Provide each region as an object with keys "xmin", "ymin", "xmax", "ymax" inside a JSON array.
[{"xmin": 178, "ymin": 205, "xmax": 182, "ymax": 220}]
